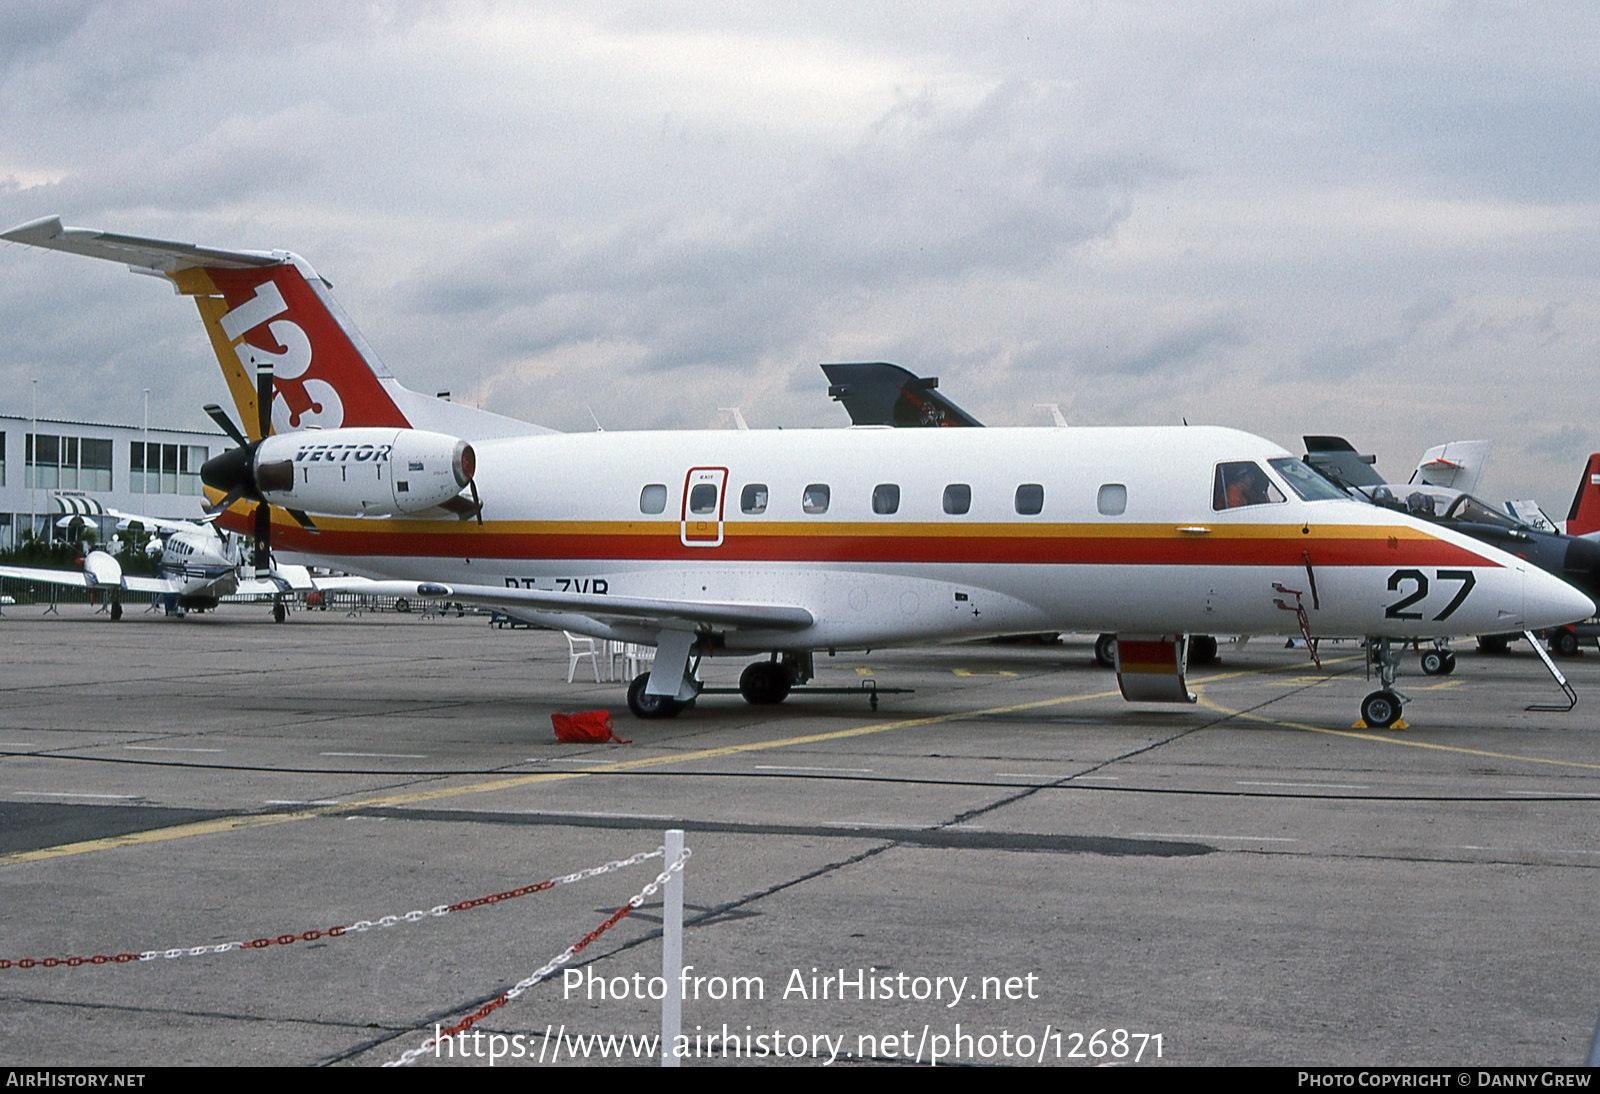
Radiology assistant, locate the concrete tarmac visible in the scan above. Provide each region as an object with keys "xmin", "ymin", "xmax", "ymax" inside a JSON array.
[{"xmin": 1, "ymin": 606, "xmax": 1597, "ymax": 1067}]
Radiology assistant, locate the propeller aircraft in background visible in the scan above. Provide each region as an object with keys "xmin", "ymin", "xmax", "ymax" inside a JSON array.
[{"xmin": 0, "ymin": 504, "xmax": 366, "ymax": 621}]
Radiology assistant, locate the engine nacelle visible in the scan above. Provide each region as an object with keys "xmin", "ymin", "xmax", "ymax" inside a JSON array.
[{"xmin": 253, "ymin": 428, "xmax": 474, "ymax": 517}]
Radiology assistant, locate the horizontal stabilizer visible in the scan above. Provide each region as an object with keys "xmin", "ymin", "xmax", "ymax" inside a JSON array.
[{"xmin": 2, "ymin": 216, "xmax": 282, "ymax": 273}]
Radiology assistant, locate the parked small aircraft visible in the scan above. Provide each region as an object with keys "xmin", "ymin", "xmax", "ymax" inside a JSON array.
[
  {"xmin": 0, "ymin": 498, "xmax": 371, "ymax": 621},
  {"xmin": 5, "ymin": 216, "xmax": 1593, "ymax": 728}
]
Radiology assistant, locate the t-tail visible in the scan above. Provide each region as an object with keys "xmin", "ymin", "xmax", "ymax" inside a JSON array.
[{"xmin": 0, "ymin": 216, "xmax": 548, "ymax": 443}]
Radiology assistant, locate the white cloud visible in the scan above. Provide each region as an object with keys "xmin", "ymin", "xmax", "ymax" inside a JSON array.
[{"xmin": 0, "ymin": 2, "xmax": 1598, "ymax": 505}]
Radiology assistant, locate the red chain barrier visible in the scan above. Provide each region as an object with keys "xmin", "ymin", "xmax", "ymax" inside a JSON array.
[
  {"xmin": 436, "ymin": 902, "xmax": 637, "ymax": 1040},
  {"xmin": 1, "ymin": 876, "xmax": 569, "ymax": 970}
]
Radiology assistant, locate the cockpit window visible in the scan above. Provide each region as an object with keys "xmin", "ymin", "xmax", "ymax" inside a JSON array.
[
  {"xmin": 1213, "ymin": 461, "xmax": 1286, "ymax": 510},
  {"xmin": 1359, "ymin": 485, "xmax": 1526, "ymax": 532},
  {"xmin": 1446, "ymin": 494, "xmax": 1522, "ymax": 530},
  {"xmin": 1267, "ymin": 458, "xmax": 1349, "ymax": 502}
]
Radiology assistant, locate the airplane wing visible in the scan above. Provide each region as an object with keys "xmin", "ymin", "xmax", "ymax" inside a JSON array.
[
  {"xmin": 103, "ymin": 509, "xmax": 211, "ymax": 536},
  {"xmin": 120, "ymin": 575, "xmax": 186, "ymax": 595},
  {"xmin": 0, "ymin": 564, "xmax": 183, "ymax": 596},
  {"xmin": 229, "ymin": 571, "xmax": 381, "ymax": 598},
  {"xmin": 0, "ymin": 565, "xmax": 97, "ymax": 590},
  {"xmin": 351, "ymin": 580, "xmax": 814, "ymax": 633}
]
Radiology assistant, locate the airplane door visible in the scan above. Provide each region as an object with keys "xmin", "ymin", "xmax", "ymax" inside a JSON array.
[{"xmin": 681, "ymin": 467, "xmax": 728, "ymax": 547}]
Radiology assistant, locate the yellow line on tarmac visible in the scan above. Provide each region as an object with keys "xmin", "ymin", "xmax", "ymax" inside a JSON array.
[
  {"xmin": 1, "ymin": 688, "xmax": 1128, "ymax": 868},
  {"xmin": 1191, "ymin": 695, "xmax": 1600, "ymax": 773},
  {"xmin": 0, "ymin": 651, "xmax": 1427, "ymax": 869}
]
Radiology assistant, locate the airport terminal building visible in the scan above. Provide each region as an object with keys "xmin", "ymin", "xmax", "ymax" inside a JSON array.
[{"xmin": 0, "ymin": 413, "xmax": 225, "ymax": 548}]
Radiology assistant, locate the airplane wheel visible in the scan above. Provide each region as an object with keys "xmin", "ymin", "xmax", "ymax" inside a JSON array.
[
  {"xmin": 1094, "ymin": 633, "xmax": 1117, "ymax": 668},
  {"xmin": 1476, "ymin": 634, "xmax": 1509, "ymax": 655},
  {"xmin": 627, "ymin": 673, "xmax": 682, "ymax": 719},
  {"xmin": 395, "ymin": 597, "xmax": 411, "ymax": 614},
  {"xmin": 1361, "ymin": 690, "xmax": 1402, "ymax": 729},
  {"xmin": 739, "ymin": 662, "xmax": 791, "ymax": 705},
  {"xmin": 1188, "ymin": 634, "xmax": 1218, "ymax": 665},
  {"xmin": 1420, "ymin": 649, "xmax": 1447, "ymax": 676},
  {"xmin": 109, "ymin": 602, "xmax": 122, "ymax": 622},
  {"xmin": 273, "ymin": 602, "xmax": 287, "ymax": 624},
  {"xmin": 1553, "ymin": 629, "xmax": 1580, "ymax": 657}
]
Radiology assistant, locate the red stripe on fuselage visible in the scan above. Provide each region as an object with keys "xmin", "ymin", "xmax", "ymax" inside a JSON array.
[{"xmin": 230, "ymin": 520, "xmax": 1496, "ymax": 569}]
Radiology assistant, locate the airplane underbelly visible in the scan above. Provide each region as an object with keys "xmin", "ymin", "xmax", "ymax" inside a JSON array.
[{"xmin": 294, "ymin": 551, "xmax": 1543, "ymax": 645}]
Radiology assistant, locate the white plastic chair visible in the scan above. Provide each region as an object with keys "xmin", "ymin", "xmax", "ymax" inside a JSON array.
[
  {"xmin": 564, "ymin": 632, "xmax": 601, "ymax": 683},
  {"xmin": 604, "ymin": 640, "xmax": 629, "ymax": 682},
  {"xmin": 625, "ymin": 643, "xmax": 657, "ymax": 679}
]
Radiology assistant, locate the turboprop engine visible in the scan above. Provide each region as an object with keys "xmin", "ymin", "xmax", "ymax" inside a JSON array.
[{"xmin": 202, "ymin": 427, "xmax": 475, "ymax": 518}]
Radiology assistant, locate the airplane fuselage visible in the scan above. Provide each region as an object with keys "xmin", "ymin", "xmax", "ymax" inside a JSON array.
[{"xmin": 248, "ymin": 425, "xmax": 1586, "ymax": 651}]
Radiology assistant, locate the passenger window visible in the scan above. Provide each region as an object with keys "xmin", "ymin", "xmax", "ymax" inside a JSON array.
[
  {"xmin": 741, "ymin": 483, "xmax": 768, "ymax": 515},
  {"xmin": 640, "ymin": 484, "xmax": 668, "ymax": 514},
  {"xmin": 803, "ymin": 484, "xmax": 831, "ymax": 514},
  {"xmin": 872, "ymin": 484, "xmax": 900, "ymax": 515},
  {"xmin": 1014, "ymin": 484, "xmax": 1044, "ymax": 515},
  {"xmin": 1213, "ymin": 462, "xmax": 1286, "ymax": 510},
  {"xmin": 943, "ymin": 484, "xmax": 971, "ymax": 515},
  {"xmin": 689, "ymin": 483, "xmax": 718, "ymax": 515},
  {"xmin": 1097, "ymin": 483, "xmax": 1127, "ymax": 516}
]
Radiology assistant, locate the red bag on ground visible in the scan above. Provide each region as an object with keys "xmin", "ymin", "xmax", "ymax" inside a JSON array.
[{"xmin": 551, "ymin": 710, "xmax": 630, "ymax": 744}]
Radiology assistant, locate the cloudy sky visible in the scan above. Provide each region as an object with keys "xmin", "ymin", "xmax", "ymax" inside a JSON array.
[{"xmin": 1, "ymin": 1, "xmax": 1597, "ymax": 507}]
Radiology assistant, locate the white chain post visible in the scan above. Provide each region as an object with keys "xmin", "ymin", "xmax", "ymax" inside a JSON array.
[{"xmin": 661, "ymin": 829, "xmax": 684, "ymax": 1067}]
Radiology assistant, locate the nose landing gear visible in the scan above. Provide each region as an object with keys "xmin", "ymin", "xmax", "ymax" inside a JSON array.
[{"xmin": 1360, "ymin": 637, "xmax": 1407, "ymax": 729}]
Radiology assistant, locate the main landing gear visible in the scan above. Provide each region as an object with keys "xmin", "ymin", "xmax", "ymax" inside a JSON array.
[
  {"xmin": 1418, "ymin": 640, "xmax": 1457, "ymax": 676},
  {"xmin": 1361, "ymin": 637, "xmax": 1406, "ymax": 729},
  {"xmin": 626, "ymin": 672, "xmax": 699, "ymax": 719},
  {"xmin": 738, "ymin": 652, "xmax": 811, "ymax": 706},
  {"xmin": 739, "ymin": 661, "xmax": 791, "ymax": 705}
]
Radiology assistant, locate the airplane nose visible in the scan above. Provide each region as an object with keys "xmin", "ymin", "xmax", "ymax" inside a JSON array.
[{"xmin": 1523, "ymin": 565, "xmax": 1597, "ymax": 630}]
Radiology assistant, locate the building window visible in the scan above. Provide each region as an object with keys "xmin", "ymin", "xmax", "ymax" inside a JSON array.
[
  {"xmin": 26, "ymin": 434, "xmax": 58, "ymax": 490},
  {"xmin": 81, "ymin": 439, "xmax": 112, "ymax": 491},
  {"xmin": 130, "ymin": 441, "xmax": 208, "ymax": 494}
]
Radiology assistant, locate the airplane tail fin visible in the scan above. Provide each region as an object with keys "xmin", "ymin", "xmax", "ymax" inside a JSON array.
[
  {"xmin": 1, "ymin": 217, "xmax": 547, "ymax": 442},
  {"xmin": 1565, "ymin": 454, "xmax": 1600, "ymax": 537},
  {"xmin": 822, "ymin": 362, "xmax": 983, "ymax": 428},
  {"xmin": 1409, "ymin": 440, "xmax": 1491, "ymax": 496}
]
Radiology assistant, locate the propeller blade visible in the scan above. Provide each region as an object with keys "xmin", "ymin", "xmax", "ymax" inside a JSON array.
[
  {"xmin": 206, "ymin": 484, "xmax": 246, "ymax": 517},
  {"xmin": 255, "ymin": 359, "xmax": 273, "ymax": 440},
  {"xmin": 254, "ymin": 502, "xmax": 271, "ymax": 580},
  {"xmin": 202, "ymin": 403, "xmax": 248, "ymax": 446}
]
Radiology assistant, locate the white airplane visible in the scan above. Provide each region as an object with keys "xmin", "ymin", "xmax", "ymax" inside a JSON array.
[
  {"xmin": 4, "ymin": 215, "xmax": 1594, "ymax": 728},
  {"xmin": 0, "ymin": 499, "xmax": 370, "ymax": 622}
]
